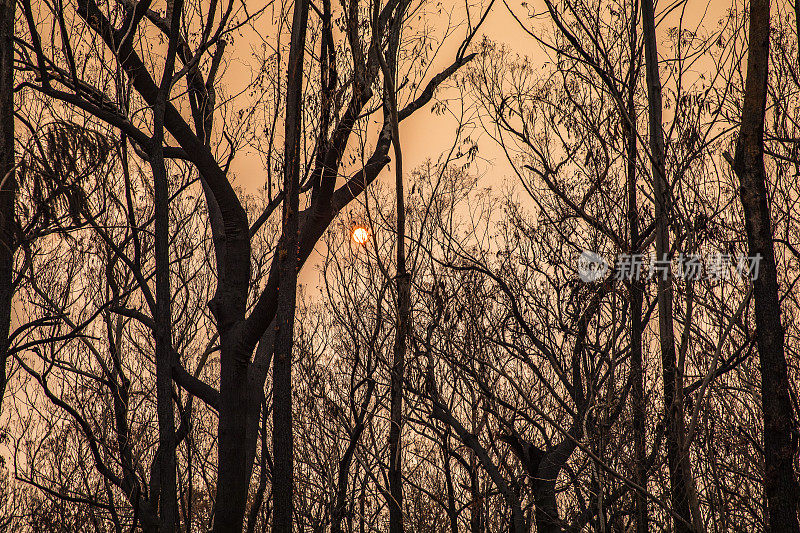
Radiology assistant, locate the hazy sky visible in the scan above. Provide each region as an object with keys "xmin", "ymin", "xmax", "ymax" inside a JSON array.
[
  {"xmin": 215, "ymin": 0, "xmax": 731, "ymax": 289},
  {"xmin": 224, "ymin": 0, "xmax": 537, "ymax": 192},
  {"xmin": 218, "ymin": 0, "xmax": 541, "ymax": 287}
]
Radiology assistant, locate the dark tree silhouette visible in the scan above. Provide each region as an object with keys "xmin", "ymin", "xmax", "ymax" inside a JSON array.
[{"xmin": 730, "ymin": 0, "xmax": 800, "ymax": 529}]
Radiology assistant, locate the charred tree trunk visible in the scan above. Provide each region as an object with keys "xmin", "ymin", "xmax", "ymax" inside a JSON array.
[
  {"xmin": 0, "ymin": 0, "xmax": 15, "ymax": 416},
  {"xmin": 627, "ymin": 115, "xmax": 648, "ymax": 533},
  {"xmin": 625, "ymin": 10, "xmax": 647, "ymax": 530},
  {"xmin": 640, "ymin": 0, "xmax": 697, "ymax": 529},
  {"xmin": 502, "ymin": 433, "xmax": 579, "ymax": 533},
  {"xmin": 377, "ymin": 14, "xmax": 409, "ymax": 531},
  {"xmin": 389, "ymin": 210, "xmax": 410, "ymax": 533},
  {"xmin": 150, "ymin": 1, "xmax": 182, "ymax": 530},
  {"xmin": 532, "ymin": 477, "xmax": 561, "ymax": 533},
  {"xmin": 732, "ymin": 0, "xmax": 800, "ymax": 529},
  {"xmin": 272, "ymin": 0, "xmax": 309, "ymax": 530},
  {"xmin": 469, "ymin": 458, "xmax": 483, "ymax": 533},
  {"xmin": 215, "ymin": 337, "xmax": 252, "ymax": 532}
]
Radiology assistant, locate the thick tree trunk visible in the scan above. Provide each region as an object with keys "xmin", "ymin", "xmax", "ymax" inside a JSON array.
[
  {"xmin": 0, "ymin": 0, "xmax": 15, "ymax": 417},
  {"xmin": 625, "ymin": 16, "xmax": 647, "ymax": 530},
  {"xmin": 150, "ymin": 2, "xmax": 182, "ymax": 529},
  {"xmin": 532, "ymin": 479, "xmax": 561, "ymax": 533},
  {"xmin": 151, "ymin": 148, "xmax": 177, "ymax": 533},
  {"xmin": 215, "ymin": 336, "xmax": 251, "ymax": 532},
  {"xmin": 502, "ymin": 434, "xmax": 578, "ymax": 533},
  {"xmin": 732, "ymin": 0, "xmax": 800, "ymax": 529},
  {"xmin": 272, "ymin": 0, "xmax": 309, "ymax": 531},
  {"xmin": 640, "ymin": 1, "xmax": 697, "ymax": 529}
]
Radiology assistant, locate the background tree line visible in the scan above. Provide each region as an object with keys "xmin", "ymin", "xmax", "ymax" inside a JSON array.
[{"xmin": 0, "ymin": 0, "xmax": 798, "ymax": 531}]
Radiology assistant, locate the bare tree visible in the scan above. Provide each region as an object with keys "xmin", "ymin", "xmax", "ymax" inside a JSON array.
[
  {"xmin": 271, "ymin": 0, "xmax": 309, "ymax": 530},
  {"xmin": 7, "ymin": 1, "xmax": 800, "ymax": 532},
  {"xmin": 729, "ymin": 0, "xmax": 800, "ymax": 529},
  {"xmin": 640, "ymin": 0, "xmax": 699, "ymax": 528},
  {"xmin": 0, "ymin": 0, "xmax": 14, "ymax": 415},
  {"xmin": 13, "ymin": 0, "xmax": 480, "ymax": 530}
]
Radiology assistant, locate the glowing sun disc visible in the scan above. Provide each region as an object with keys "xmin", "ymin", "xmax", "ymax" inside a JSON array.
[{"xmin": 352, "ymin": 226, "xmax": 369, "ymax": 245}]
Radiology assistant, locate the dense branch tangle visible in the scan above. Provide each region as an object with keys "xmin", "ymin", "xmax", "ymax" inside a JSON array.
[
  {"xmin": 10, "ymin": 0, "xmax": 798, "ymax": 531},
  {"xmin": 13, "ymin": 0, "xmax": 478, "ymax": 530}
]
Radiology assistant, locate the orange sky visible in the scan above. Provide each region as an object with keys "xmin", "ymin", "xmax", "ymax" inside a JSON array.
[
  {"xmin": 219, "ymin": 0, "xmax": 734, "ymax": 289},
  {"xmin": 225, "ymin": 0, "xmax": 733, "ymax": 200}
]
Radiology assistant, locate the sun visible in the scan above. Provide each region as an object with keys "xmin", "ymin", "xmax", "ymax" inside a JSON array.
[{"xmin": 352, "ymin": 226, "xmax": 369, "ymax": 245}]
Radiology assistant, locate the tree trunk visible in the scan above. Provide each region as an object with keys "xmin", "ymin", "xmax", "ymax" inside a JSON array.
[
  {"xmin": 150, "ymin": 1, "xmax": 183, "ymax": 529},
  {"xmin": 502, "ymin": 433, "xmax": 578, "ymax": 533},
  {"xmin": 215, "ymin": 336, "xmax": 251, "ymax": 532},
  {"xmin": 469, "ymin": 459, "xmax": 483, "ymax": 533},
  {"xmin": 625, "ymin": 13, "xmax": 647, "ymax": 530},
  {"xmin": 378, "ymin": 25, "xmax": 409, "ymax": 533},
  {"xmin": 151, "ymin": 138, "xmax": 177, "ymax": 533},
  {"xmin": 732, "ymin": 0, "xmax": 800, "ymax": 529},
  {"xmin": 640, "ymin": 1, "xmax": 697, "ymax": 530},
  {"xmin": 442, "ymin": 433, "xmax": 459, "ymax": 533},
  {"xmin": 532, "ymin": 478, "xmax": 561, "ymax": 533},
  {"xmin": 272, "ymin": 0, "xmax": 309, "ymax": 530},
  {"xmin": 0, "ymin": 0, "xmax": 15, "ymax": 417}
]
